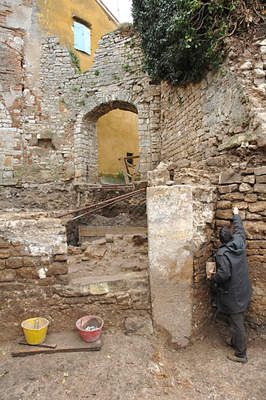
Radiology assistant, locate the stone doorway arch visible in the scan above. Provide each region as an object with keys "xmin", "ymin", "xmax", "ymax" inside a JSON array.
[{"xmin": 74, "ymin": 99, "xmax": 153, "ymax": 184}]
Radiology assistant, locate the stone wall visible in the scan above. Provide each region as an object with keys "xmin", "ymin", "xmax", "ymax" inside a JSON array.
[
  {"xmin": 0, "ymin": 213, "xmax": 151, "ymax": 341},
  {"xmin": 0, "ymin": 2, "xmax": 161, "ymax": 188},
  {"xmin": 0, "ymin": 0, "xmax": 27, "ymax": 185},
  {"xmin": 160, "ymin": 37, "xmax": 266, "ymax": 326},
  {"xmin": 217, "ymin": 167, "xmax": 266, "ymax": 325},
  {"xmin": 62, "ymin": 29, "xmax": 161, "ymax": 182},
  {"xmin": 0, "ymin": 2, "xmax": 265, "ymax": 335}
]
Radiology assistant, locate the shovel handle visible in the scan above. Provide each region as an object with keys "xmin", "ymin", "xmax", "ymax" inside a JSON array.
[{"xmin": 18, "ymin": 341, "xmax": 57, "ymax": 349}]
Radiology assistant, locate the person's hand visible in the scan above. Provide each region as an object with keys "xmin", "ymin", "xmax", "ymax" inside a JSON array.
[
  {"xmin": 233, "ymin": 206, "xmax": 239, "ymax": 215},
  {"xmin": 207, "ymin": 270, "xmax": 215, "ymax": 280}
]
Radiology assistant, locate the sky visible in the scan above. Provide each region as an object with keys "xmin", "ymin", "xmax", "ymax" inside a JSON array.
[{"xmin": 101, "ymin": 0, "xmax": 133, "ymax": 23}]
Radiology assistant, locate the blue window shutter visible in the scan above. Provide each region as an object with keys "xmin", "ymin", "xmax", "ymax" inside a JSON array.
[
  {"xmin": 74, "ymin": 21, "xmax": 84, "ymax": 52},
  {"xmin": 84, "ymin": 27, "xmax": 91, "ymax": 55},
  {"xmin": 74, "ymin": 21, "xmax": 91, "ymax": 55}
]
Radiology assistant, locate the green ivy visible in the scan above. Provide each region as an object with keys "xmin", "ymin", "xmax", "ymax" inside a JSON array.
[
  {"xmin": 68, "ymin": 49, "xmax": 81, "ymax": 74},
  {"xmin": 132, "ymin": 0, "xmax": 264, "ymax": 86}
]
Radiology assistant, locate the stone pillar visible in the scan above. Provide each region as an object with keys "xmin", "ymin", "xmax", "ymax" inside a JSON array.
[{"xmin": 147, "ymin": 185, "xmax": 194, "ymax": 347}]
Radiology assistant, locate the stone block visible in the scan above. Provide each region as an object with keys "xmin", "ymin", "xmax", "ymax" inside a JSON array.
[
  {"xmin": 84, "ymin": 245, "xmax": 107, "ymax": 258},
  {"xmin": 248, "ymin": 202, "xmax": 266, "ymax": 213},
  {"xmin": 254, "ymin": 166, "xmax": 266, "ymax": 176},
  {"xmin": 54, "ymin": 254, "xmax": 68, "ymax": 262},
  {"xmin": 0, "ymin": 260, "xmax": 6, "ymax": 270},
  {"xmin": 243, "ymin": 175, "xmax": 255, "ymax": 185},
  {"xmin": 248, "ymin": 255, "xmax": 266, "ymax": 264},
  {"xmin": 219, "ymin": 170, "xmax": 242, "ymax": 184},
  {"xmin": 147, "ymin": 185, "xmax": 193, "ymax": 346},
  {"xmin": 206, "ymin": 156, "xmax": 226, "ymax": 167},
  {"xmin": 218, "ymin": 184, "xmax": 238, "ymax": 194},
  {"xmin": 244, "ymin": 194, "xmax": 257, "ymax": 203},
  {"xmin": 55, "ymin": 275, "xmax": 69, "ymax": 285},
  {"xmin": 242, "ymin": 168, "xmax": 254, "ymax": 175},
  {"xmin": 258, "ymin": 193, "xmax": 266, "ymax": 201},
  {"xmin": 68, "ymin": 246, "xmax": 82, "ymax": 255},
  {"xmin": 105, "ymin": 234, "xmax": 114, "ymax": 243},
  {"xmin": 0, "ymin": 217, "xmax": 67, "ymax": 257},
  {"xmin": 91, "ymin": 238, "xmax": 107, "ymax": 245},
  {"xmin": 245, "ymin": 213, "xmax": 261, "ymax": 220},
  {"xmin": 239, "ymin": 183, "xmax": 253, "ymax": 192},
  {"xmin": 234, "ymin": 202, "xmax": 248, "ymax": 210},
  {"xmin": 23, "ymin": 257, "xmax": 40, "ymax": 268},
  {"xmin": 147, "ymin": 162, "xmax": 170, "ymax": 186},
  {"xmin": 216, "ymin": 209, "xmax": 233, "ymax": 220},
  {"xmin": 216, "ymin": 201, "xmax": 231, "ymax": 209},
  {"xmin": 220, "ymin": 193, "xmax": 244, "ymax": 201},
  {"xmin": 247, "ymin": 240, "xmax": 266, "ymax": 249},
  {"xmin": 132, "ymin": 235, "xmax": 147, "ymax": 246},
  {"xmin": 0, "ymin": 249, "xmax": 10, "ymax": 259},
  {"xmin": 0, "ymin": 270, "xmax": 15, "ymax": 282},
  {"xmin": 5, "ymin": 257, "xmax": 23, "ymax": 269},
  {"xmin": 8, "ymin": 245, "xmax": 26, "ymax": 257},
  {"xmin": 254, "ymin": 184, "xmax": 266, "ymax": 194},
  {"xmin": 218, "ymin": 134, "xmax": 250, "ymax": 151},
  {"xmin": 124, "ymin": 315, "xmax": 153, "ymax": 335},
  {"xmin": 256, "ymin": 175, "xmax": 266, "ymax": 184},
  {"xmin": 16, "ymin": 268, "xmax": 39, "ymax": 280},
  {"xmin": 244, "ymin": 221, "xmax": 266, "ymax": 239},
  {"xmin": 48, "ymin": 262, "xmax": 68, "ymax": 276},
  {"xmin": 0, "ymin": 238, "xmax": 10, "ymax": 248},
  {"xmin": 240, "ymin": 61, "xmax": 253, "ymax": 70}
]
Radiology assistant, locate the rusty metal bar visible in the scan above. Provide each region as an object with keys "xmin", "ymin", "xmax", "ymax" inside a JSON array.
[{"xmin": 58, "ymin": 188, "xmax": 146, "ymax": 219}]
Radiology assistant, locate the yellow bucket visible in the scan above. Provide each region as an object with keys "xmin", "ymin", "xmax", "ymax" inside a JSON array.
[{"xmin": 21, "ymin": 317, "xmax": 49, "ymax": 345}]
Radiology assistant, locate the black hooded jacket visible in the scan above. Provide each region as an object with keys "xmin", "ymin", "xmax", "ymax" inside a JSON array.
[{"xmin": 213, "ymin": 215, "xmax": 251, "ymax": 314}]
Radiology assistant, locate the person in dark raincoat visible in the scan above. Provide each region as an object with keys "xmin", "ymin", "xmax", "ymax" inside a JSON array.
[{"xmin": 210, "ymin": 207, "xmax": 251, "ymax": 363}]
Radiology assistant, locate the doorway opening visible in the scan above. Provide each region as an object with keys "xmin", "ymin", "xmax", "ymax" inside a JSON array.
[{"xmin": 96, "ymin": 108, "xmax": 139, "ymax": 184}]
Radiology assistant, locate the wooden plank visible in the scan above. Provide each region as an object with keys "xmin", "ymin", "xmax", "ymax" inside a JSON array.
[
  {"xmin": 79, "ymin": 225, "xmax": 147, "ymax": 238},
  {"xmin": 12, "ymin": 339, "xmax": 102, "ymax": 357}
]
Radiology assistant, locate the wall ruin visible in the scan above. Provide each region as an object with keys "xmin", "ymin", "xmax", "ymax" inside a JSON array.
[
  {"xmin": 160, "ymin": 38, "xmax": 266, "ymax": 327},
  {"xmin": 0, "ymin": 2, "xmax": 161, "ymax": 189},
  {"xmin": 0, "ymin": 2, "xmax": 265, "ymax": 342}
]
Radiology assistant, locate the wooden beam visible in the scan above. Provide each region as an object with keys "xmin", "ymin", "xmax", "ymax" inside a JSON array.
[{"xmin": 79, "ymin": 225, "xmax": 147, "ymax": 238}]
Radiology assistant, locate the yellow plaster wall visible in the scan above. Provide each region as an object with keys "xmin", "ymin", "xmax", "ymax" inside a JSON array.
[
  {"xmin": 37, "ymin": 0, "xmax": 117, "ymax": 71},
  {"xmin": 97, "ymin": 110, "xmax": 139, "ymax": 176}
]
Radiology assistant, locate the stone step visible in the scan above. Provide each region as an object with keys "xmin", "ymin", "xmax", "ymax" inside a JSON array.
[{"xmin": 55, "ymin": 271, "xmax": 149, "ymax": 298}]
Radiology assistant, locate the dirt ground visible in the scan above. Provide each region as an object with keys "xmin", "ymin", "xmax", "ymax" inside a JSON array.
[{"xmin": 0, "ymin": 322, "xmax": 265, "ymax": 400}]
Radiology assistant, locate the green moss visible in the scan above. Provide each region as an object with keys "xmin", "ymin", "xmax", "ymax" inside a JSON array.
[
  {"xmin": 71, "ymin": 85, "xmax": 81, "ymax": 92},
  {"xmin": 122, "ymin": 63, "xmax": 130, "ymax": 72}
]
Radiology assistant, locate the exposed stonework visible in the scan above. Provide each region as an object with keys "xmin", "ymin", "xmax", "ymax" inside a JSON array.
[
  {"xmin": 0, "ymin": 213, "xmax": 151, "ymax": 341},
  {"xmin": 62, "ymin": 31, "xmax": 161, "ymax": 182},
  {"xmin": 0, "ymin": 2, "xmax": 161, "ymax": 186},
  {"xmin": 160, "ymin": 36, "xmax": 266, "ymax": 327},
  {"xmin": 0, "ymin": 2, "xmax": 265, "ymax": 341}
]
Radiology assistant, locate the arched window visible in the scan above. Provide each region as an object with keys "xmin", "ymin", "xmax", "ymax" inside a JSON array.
[{"xmin": 73, "ymin": 17, "xmax": 91, "ymax": 55}]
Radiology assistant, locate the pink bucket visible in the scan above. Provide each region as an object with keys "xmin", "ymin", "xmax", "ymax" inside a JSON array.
[{"xmin": 76, "ymin": 315, "xmax": 103, "ymax": 343}]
